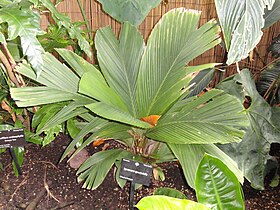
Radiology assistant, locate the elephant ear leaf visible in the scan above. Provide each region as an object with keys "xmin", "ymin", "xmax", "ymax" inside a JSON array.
[
  {"xmin": 214, "ymin": 0, "xmax": 275, "ymax": 65},
  {"xmin": 0, "ymin": 7, "xmax": 44, "ymax": 75},
  {"xmin": 96, "ymin": 0, "xmax": 162, "ymax": 26},
  {"xmin": 195, "ymin": 154, "xmax": 245, "ymax": 210}
]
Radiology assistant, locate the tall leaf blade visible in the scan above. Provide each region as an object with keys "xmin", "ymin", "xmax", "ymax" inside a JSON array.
[
  {"xmin": 196, "ymin": 154, "xmax": 245, "ymax": 210},
  {"xmin": 137, "ymin": 8, "xmax": 221, "ymax": 117},
  {"xmin": 95, "ymin": 23, "xmax": 145, "ymax": 116},
  {"xmin": 214, "ymin": 0, "xmax": 275, "ymax": 65}
]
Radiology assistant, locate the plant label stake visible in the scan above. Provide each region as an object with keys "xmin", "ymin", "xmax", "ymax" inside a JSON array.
[
  {"xmin": 119, "ymin": 158, "xmax": 153, "ymax": 210},
  {"xmin": 0, "ymin": 128, "xmax": 26, "ymax": 175}
]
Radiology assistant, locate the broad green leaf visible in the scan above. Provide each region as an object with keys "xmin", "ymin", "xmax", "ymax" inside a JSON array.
[
  {"xmin": 169, "ymin": 144, "xmax": 243, "ymax": 189},
  {"xmin": 96, "ymin": 0, "xmax": 162, "ymax": 26},
  {"xmin": 77, "ymin": 149, "xmax": 130, "ymax": 190},
  {"xmin": 264, "ymin": 0, "xmax": 280, "ymax": 29},
  {"xmin": 95, "ymin": 23, "xmax": 145, "ymax": 116},
  {"xmin": 137, "ymin": 8, "xmax": 221, "ymax": 117},
  {"xmin": 214, "ymin": 0, "xmax": 275, "ymax": 65},
  {"xmin": 154, "ymin": 188, "xmax": 187, "ymax": 199},
  {"xmin": 146, "ymin": 89, "xmax": 247, "ymax": 144},
  {"xmin": 79, "ymin": 71, "xmax": 127, "ymax": 111},
  {"xmin": 218, "ymin": 69, "xmax": 280, "ymax": 189},
  {"xmin": 136, "ymin": 195, "xmax": 210, "ymax": 210},
  {"xmin": 40, "ymin": 0, "xmax": 92, "ymax": 58},
  {"xmin": 196, "ymin": 154, "xmax": 245, "ymax": 210},
  {"xmin": 0, "ymin": 7, "xmax": 44, "ymax": 74},
  {"xmin": 86, "ymin": 102, "xmax": 150, "ymax": 129}
]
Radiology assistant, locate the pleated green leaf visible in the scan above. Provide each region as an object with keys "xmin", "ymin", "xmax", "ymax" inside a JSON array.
[
  {"xmin": 69, "ymin": 122, "xmax": 132, "ymax": 160},
  {"xmin": 77, "ymin": 149, "xmax": 130, "ymax": 190},
  {"xmin": 95, "ymin": 22, "xmax": 145, "ymax": 116},
  {"xmin": 56, "ymin": 49, "xmax": 97, "ymax": 77},
  {"xmin": 264, "ymin": 0, "xmax": 280, "ymax": 29},
  {"xmin": 196, "ymin": 154, "xmax": 245, "ymax": 210},
  {"xmin": 214, "ymin": 0, "xmax": 275, "ymax": 65},
  {"xmin": 11, "ymin": 53, "xmax": 91, "ymax": 107},
  {"xmin": 96, "ymin": 0, "xmax": 162, "ymax": 26},
  {"xmin": 79, "ymin": 71, "xmax": 127, "ymax": 111},
  {"xmin": 147, "ymin": 89, "xmax": 248, "ymax": 144},
  {"xmin": 11, "ymin": 87, "xmax": 81, "ymax": 107},
  {"xmin": 136, "ymin": 195, "xmax": 210, "ymax": 210},
  {"xmin": 187, "ymin": 68, "xmax": 215, "ymax": 97},
  {"xmin": 137, "ymin": 8, "xmax": 221, "ymax": 117},
  {"xmin": 86, "ymin": 102, "xmax": 150, "ymax": 129}
]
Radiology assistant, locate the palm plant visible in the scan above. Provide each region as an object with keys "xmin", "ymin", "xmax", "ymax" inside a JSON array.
[{"xmin": 11, "ymin": 8, "xmax": 248, "ymax": 189}]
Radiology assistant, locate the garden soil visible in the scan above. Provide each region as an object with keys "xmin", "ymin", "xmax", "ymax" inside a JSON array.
[{"xmin": 0, "ymin": 134, "xmax": 279, "ymax": 210}]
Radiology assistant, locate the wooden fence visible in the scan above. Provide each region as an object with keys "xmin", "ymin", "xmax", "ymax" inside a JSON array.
[{"xmin": 41, "ymin": 0, "xmax": 280, "ymax": 75}]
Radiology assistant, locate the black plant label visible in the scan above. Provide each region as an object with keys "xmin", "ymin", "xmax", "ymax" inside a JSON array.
[
  {"xmin": 120, "ymin": 158, "xmax": 153, "ymax": 186},
  {"xmin": 0, "ymin": 129, "xmax": 26, "ymax": 149}
]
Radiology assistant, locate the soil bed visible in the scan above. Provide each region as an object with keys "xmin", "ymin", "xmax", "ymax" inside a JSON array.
[{"xmin": 0, "ymin": 134, "xmax": 279, "ymax": 209}]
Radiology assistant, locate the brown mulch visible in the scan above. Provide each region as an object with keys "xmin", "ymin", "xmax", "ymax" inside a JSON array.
[{"xmin": 0, "ymin": 134, "xmax": 279, "ymax": 210}]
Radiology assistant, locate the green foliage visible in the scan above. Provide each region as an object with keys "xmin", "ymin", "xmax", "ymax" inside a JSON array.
[
  {"xmin": 264, "ymin": 0, "xmax": 280, "ymax": 29},
  {"xmin": 11, "ymin": 8, "xmax": 247, "ymax": 190},
  {"xmin": 196, "ymin": 154, "xmax": 245, "ymax": 210},
  {"xmin": 214, "ymin": 0, "xmax": 275, "ymax": 65},
  {"xmin": 218, "ymin": 69, "xmax": 280, "ymax": 189},
  {"xmin": 169, "ymin": 144, "xmax": 243, "ymax": 189},
  {"xmin": 136, "ymin": 195, "xmax": 210, "ymax": 210},
  {"xmin": 38, "ymin": 24, "xmax": 75, "ymax": 53},
  {"xmin": 154, "ymin": 187, "xmax": 187, "ymax": 199},
  {"xmin": 0, "ymin": 3, "xmax": 44, "ymax": 74},
  {"xmin": 39, "ymin": 0, "xmax": 92, "ymax": 58},
  {"xmin": 97, "ymin": 0, "xmax": 162, "ymax": 26}
]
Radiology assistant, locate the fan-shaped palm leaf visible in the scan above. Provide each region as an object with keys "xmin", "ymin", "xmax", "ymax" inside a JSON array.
[{"xmin": 137, "ymin": 8, "xmax": 221, "ymax": 117}]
